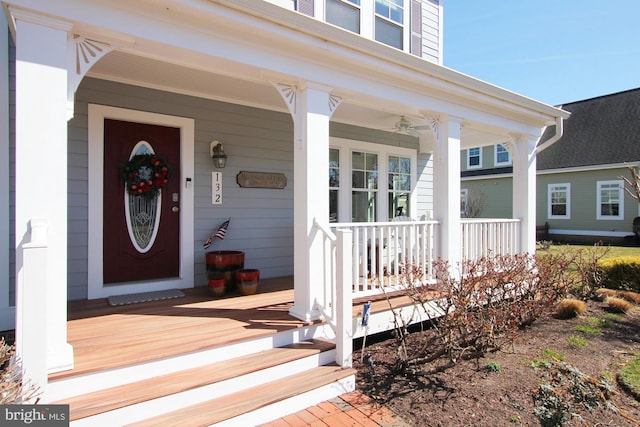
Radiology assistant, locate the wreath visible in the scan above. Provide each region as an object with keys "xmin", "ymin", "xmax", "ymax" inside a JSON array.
[{"xmin": 121, "ymin": 154, "xmax": 170, "ymax": 199}]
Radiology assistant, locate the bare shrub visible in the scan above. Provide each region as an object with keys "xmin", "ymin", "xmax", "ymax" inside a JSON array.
[
  {"xmin": 555, "ymin": 299, "xmax": 587, "ymax": 319},
  {"xmin": 570, "ymin": 244, "xmax": 609, "ymax": 299},
  {"xmin": 607, "ymin": 297, "xmax": 634, "ymax": 313},
  {"xmin": 0, "ymin": 338, "xmax": 41, "ymax": 404},
  {"xmin": 386, "ymin": 252, "xmax": 574, "ymax": 374}
]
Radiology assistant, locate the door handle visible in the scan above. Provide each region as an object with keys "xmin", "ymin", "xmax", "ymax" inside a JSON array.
[{"xmin": 172, "ymin": 206, "xmax": 179, "ymax": 212}]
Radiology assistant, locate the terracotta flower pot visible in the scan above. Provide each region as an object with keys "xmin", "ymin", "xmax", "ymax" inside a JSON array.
[
  {"xmin": 208, "ymin": 278, "xmax": 226, "ymax": 297},
  {"xmin": 235, "ymin": 269, "xmax": 260, "ymax": 296}
]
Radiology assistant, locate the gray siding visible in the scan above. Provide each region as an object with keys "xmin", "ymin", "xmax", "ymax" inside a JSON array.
[
  {"xmin": 537, "ymin": 169, "xmax": 638, "ymax": 235},
  {"xmin": 68, "ymin": 79, "xmax": 432, "ymax": 299},
  {"xmin": 420, "ymin": 0, "xmax": 441, "ymax": 64},
  {"xmin": 461, "ymin": 178, "xmax": 512, "ymax": 219},
  {"xmin": 72, "ymin": 78, "xmax": 295, "ymax": 299}
]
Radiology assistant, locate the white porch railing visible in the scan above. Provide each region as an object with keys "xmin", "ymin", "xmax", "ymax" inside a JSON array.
[
  {"xmin": 461, "ymin": 218, "xmax": 521, "ymax": 261},
  {"xmin": 331, "ymin": 220, "xmax": 440, "ymax": 300}
]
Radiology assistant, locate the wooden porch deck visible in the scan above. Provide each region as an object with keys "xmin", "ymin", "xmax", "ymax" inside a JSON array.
[{"xmin": 54, "ymin": 276, "xmax": 415, "ymax": 381}]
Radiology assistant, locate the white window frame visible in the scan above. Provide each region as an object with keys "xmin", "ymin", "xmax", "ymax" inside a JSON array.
[
  {"xmin": 374, "ymin": 0, "xmax": 407, "ymax": 50},
  {"xmin": 467, "ymin": 147, "xmax": 482, "ymax": 169},
  {"xmin": 494, "ymin": 144, "xmax": 511, "ymax": 166},
  {"xmin": 548, "ymin": 183, "xmax": 570, "ymax": 219},
  {"xmin": 597, "ymin": 180, "xmax": 624, "ymax": 220},
  {"xmin": 330, "ymin": 137, "xmax": 416, "ymax": 223}
]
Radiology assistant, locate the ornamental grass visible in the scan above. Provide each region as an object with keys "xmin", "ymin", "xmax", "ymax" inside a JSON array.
[
  {"xmin": 555, "ymin": 298, "xmax": 587, "ymax": 319},
  {"xmin": 607, "ymin": 297, "xmax": 634, "ymax": 313}
]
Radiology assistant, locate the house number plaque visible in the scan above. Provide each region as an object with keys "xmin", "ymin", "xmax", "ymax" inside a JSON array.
[
  {"xmin": 236, "ymin": 171, "xmax": 287, "ymax": 189},
  {"xmin": 212, "ymin": 172, "xmax": 222, "ymax": 204}
]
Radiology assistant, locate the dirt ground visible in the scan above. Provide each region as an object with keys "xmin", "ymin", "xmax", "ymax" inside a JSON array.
[{"xmin": 354, "ymin": 300, "xmax": 640, "ymax": 426}]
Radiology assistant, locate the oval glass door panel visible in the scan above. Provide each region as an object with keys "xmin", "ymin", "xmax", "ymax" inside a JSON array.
[{"xmin": 125, "ymin": 141, "xmax": 162, "ymax": 253}]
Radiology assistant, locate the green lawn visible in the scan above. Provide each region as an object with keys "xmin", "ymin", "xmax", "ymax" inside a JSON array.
[{"xmin": 540, "ymin": 244, "xmax": 640, "ymax": 260}]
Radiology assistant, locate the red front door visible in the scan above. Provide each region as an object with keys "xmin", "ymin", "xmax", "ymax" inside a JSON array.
[{"xmin": 103, "ymin": 119, "xmax": 181, "ymax": 284}]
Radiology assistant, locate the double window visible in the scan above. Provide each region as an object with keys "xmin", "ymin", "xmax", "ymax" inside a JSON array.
[
  {"xmin": 330, "ymin": 140, "xmax": 415, "ymax": 222},
  {"xmin": 597, "ymin": 180, "xmax": 624, "ymax": 220},
  {"xmin": 325, "ymin": 0, "xmax": 405, "ymax": 50}
]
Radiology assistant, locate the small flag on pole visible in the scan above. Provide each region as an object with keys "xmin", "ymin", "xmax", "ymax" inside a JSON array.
[{"xmin": 203, "ymin": 218, "xmax": 230, "ymax": 250}]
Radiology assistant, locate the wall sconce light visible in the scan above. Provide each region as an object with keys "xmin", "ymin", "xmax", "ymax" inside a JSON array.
[{"xmin": 210, "ymin": 141, "xmax": 227, "ymax": 168}]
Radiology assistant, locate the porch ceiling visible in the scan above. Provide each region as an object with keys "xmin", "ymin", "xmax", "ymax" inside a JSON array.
[{"xmin": 88, "ymin": 50, "xmax": 509, "ymax": 149}]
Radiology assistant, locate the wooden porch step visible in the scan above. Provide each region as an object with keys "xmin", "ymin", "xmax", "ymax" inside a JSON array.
[
  {"xmin": 127, "ymin": 364, "xmax": 356, "ymax": 427},
  {"xmin": 54, "ymin": 339, "xmax": 335, "ymax": 421}
]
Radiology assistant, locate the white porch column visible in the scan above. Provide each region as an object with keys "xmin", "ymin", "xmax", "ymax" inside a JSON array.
[
  {"xmin": 432, "ymin": 116, "xmax": 463, "ymax": 270},
  {"xmin": 275, "ymin": 82, "xmax": 341, "ymax": 321},
  {"xmin": 13, "ymin": 11, "xmax": 74, "ymax": 373},
  {"xmin": 511, "ymin": 135, "xmax": 538, "ymax": 254}
]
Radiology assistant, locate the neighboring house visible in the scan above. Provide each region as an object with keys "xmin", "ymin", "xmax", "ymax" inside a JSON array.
[
  {"xmin": 0, "ymin": 0, "xmax": 567, "ymax": 422},
  {"xmin": 461, "ymin": 88, "xmax": 640, "ymax": 244}
]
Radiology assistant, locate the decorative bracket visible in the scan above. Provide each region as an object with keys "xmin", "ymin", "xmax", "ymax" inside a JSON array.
[{"xmin": 68, "ymin": 36, "xmax": 113, "ymax": 118}]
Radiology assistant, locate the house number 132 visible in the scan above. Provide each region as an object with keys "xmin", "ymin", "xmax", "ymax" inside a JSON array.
[{"xmin": 212, "ymin": 172, "xmax": 222, "ymax": 205}]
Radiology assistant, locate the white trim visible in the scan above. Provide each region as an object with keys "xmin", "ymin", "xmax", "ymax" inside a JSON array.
[
  {"xmin": 596, "ymin": 180, "xmax": 624, "ymax": 221},
  {"xmin": 538, "ymin": 162, "xmax": 640, "ymax": 175},
  {"xmin": 88, "ymin": 105, "xmax": 195, "ymax": 299},
  {"xmin": 330, "ymin": 137, "xmax": 417, "ymax": 222},
  {"xmin": 550, "ymin": 229, "xmax": 631, "ymax": 238},
  {"xmin": 547, "ymin": 183, "xmax": 570, "ymax": 220},
  {"xmin": 466, "ymin": 147, "xmax": 482, "ymax": 169}
]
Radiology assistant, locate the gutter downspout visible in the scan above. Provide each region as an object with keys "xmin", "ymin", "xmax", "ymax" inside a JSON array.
[{"xmin": 535, "ymin": 116, "xmax": 564, "ymax": 154}]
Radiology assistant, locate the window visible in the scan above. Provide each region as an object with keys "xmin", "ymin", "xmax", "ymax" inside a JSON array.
[
  {"xmin": 494, "ymin": 144, "xmax": 511, "ymax": 166},
  {"xmin": 388, "ymin": 155, "xmax": 411, "ymax": 218},
  {"xmin": 597, "ymin": 180, "xmax": 624, "ymax": 220},
  {"xmin": 352, "ymin": 151, "xmax": 378, "ymax": 222},
  {"xmin": 467, "ymin": 147, "xmax": 482, "ymax": 169},
  {"xmin": 375, "ymin": 0, "xmax": 404, "ymax": 49},
  {"xmin": 548, "ymin": 184, "xmax": 570, "ymax": 219},
  {"xmin": 329, "ymin": 148, "xmax": 340, "ymax": 222},
  {"xmin": 460, "ymin": 188, "xmax": 468, "ymax": 217},
  {"xmin": 326, "ymin": 0, "xmax": 360, "ymax": 34},
  {"xmin": 330, "ymin": 138, "xmax": 416, "ymax": 223}
]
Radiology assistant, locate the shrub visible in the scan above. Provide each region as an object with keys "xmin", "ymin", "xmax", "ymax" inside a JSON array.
[
  {"xmin": 595, "ymin": 288, "xmax": 619, "ymax": 301},
  {"xmin": 385, "ymin": 251, "xmax": 574, "ymax": 373},
  {"xmin": 0, "ymin": 338, "xmax": 41, "ymax": 404},
  {"xmin": 598, "ymin": 257, "xmax": 640, "ymax": 293},
  {"xmin": 620, "ymin": 291, "xmax": 640, "ymax": 304},
  {"xmin": 607, "ymin": 297, "xmax": 634, "ymax": 313},
  {"xmin": 555, "ymin": 298, "xmax": 586, "ymax": 319},
  {"xmin": 484, "ymin": 361, "xmax": 501, "ymax": 372},
  {"xmin": 570, "ymin": 244, "xmax": 609, "ymax": 299}
]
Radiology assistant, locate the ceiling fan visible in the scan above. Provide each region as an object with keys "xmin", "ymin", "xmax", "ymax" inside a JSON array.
[{"xmin": 389, "ymin": 116, "xmax": 431, "ymax": 136}]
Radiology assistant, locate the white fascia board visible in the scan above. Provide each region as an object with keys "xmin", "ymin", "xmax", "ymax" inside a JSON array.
[
  {"xmin": 537, "ymin": 162, "xmax": 640, "ymax": 175},
  {"xmin": 15, "ymin": 0, "xmax": 567, "ymax": 129}
]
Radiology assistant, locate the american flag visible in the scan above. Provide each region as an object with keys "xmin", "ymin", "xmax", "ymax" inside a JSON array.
[{"xmin": 203, "ymin": 218, "xmax": 230, "ymax": 250}]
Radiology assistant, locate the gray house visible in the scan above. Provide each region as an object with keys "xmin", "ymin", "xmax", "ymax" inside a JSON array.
[
  {"xmin": 461, "ymin": 88, "xmax": 640, "ymax": 244},
  {"xmin": 1, "ymin": 0, "xmax": 568, "ymax": 423}
]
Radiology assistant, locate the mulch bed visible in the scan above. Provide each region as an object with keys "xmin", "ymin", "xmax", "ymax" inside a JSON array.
[{"xmin": 354, "ymin": 300, "xmax": 640, "ymax": 426}]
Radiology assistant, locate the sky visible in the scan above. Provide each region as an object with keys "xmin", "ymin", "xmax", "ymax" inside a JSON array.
[{"xmin": 442, "ymin": 0, "xmax": 640, "ymax": 106}]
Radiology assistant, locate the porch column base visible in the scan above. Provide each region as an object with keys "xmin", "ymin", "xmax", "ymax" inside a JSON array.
[
  {"xmin": 47, "ymin": 342, "xmax": 74, "ymax": 375},
  {"xmin": 288, "ymin": 305, "xmax": 322, "ymax": 323}
]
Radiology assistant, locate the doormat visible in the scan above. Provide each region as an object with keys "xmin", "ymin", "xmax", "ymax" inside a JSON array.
[{"xmin": 108, "ymin": 289, "xmax": 185, "ymax": 306}]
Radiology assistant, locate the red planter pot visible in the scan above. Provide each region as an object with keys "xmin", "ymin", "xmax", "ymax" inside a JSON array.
[
  {"xmin": 208, "ymin": 278, "xmax": 226, "ymax": 297},
  {"xmin": 205, "ymin": 250, "xmax": 245, "ymax": 290},
  {"xmin": 235, "ymin": 269, "xmax": 260, "ymax": 296}
]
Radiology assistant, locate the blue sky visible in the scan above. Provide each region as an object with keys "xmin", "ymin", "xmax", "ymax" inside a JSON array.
[{"xmin": 443, "ymin": 1, "xmax": 640, "ymax": 106}]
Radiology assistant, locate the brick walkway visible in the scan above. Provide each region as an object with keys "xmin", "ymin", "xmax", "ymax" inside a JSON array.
[{"xmin": 258, "ymin": 391, "xmax": 410, "ymax": 427}]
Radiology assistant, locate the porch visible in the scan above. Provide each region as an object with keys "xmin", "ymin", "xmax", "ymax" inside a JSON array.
[{"xmin": 48, "ymin": 276, "xmax": 424, "ymax": 426}]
